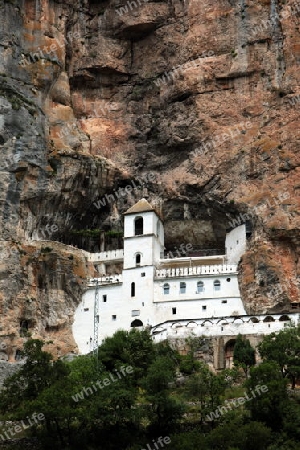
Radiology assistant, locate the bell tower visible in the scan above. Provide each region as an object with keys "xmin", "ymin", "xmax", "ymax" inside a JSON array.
[{"xmin": 123, "ymin": 198, "xmax": 164, "ymax": 269}]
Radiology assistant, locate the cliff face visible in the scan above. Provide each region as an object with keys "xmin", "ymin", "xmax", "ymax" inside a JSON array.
[{"xmin": 0, "ymin": 0, "xmax": 299, "ymax": 357}]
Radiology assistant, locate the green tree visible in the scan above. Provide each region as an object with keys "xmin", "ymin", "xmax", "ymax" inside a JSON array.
[
  {"xmin": 258, "ymin": 324, "xmax": 300, "ymax": 388},
  {"xmin": 205, "ymin": 419, "xmax": 271, "ymax": 450},
  {"xmin": 184, "ymin": 362, "xmax": 226, "ymax": 424},
  {"xmin": 142, "ymin": 355, "xmax": 184, "ymax": 432},
  {"xmin": 233, "ymin": 334, "xmax": 256, "ymax": 377},
  {"xmin": 97, "ymin": 328, "xmax": 155, "ymax": 381},
  {"xmin": 245, "ymin": 361, "xmax": 289, "ymax": 430}
]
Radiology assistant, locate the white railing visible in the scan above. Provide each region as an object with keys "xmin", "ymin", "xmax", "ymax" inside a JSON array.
[
  {"xmin": 86, "ymin": 249, "xmax": 124, "ymax": 262},
  {"xmin": 88, "ymin": 275, "xmax": 123, "ymax": 286},
  {"xmin": 155, "ymin": 264, "xmax": 237, "ymax": 278}
]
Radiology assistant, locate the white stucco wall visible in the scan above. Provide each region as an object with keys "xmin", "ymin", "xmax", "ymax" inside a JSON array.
[
  {"xmin": 225, "ymin": 225, "xmax": 246, "ymax": 264},
  {"xmin": 73, "ymin": 268, "xmax": 247, "ymax": 354},
  {"xmin": 72, "ymin": 202, "xmax": 257, "ymax": 355},
  {"xmin": 151, "ymin": 314, "xmax": 300, "ymax": 342}
]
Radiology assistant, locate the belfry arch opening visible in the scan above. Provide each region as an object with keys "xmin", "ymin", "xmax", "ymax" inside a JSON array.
[{"xmin": 134, "ymin": 217, "xmax": 143, "ymax": 236}]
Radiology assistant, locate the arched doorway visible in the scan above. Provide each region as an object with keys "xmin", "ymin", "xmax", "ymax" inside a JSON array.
[
  {"xmin": 131, "ymin": 319, "xmax": 143, "ymax": 328},
  {"xmin": 224, "ymin": 339, "xmax": 236, "ymax": 369}
]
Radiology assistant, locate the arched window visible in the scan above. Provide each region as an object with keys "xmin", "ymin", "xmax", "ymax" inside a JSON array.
[
  {"xmin": 180, "ymin": 282, "xmax": 186, "ymax": 294},
  {"xmin": 131, "ymin": 282, "xmax": 135, "ymax": 297},
  {"xmin": 197, "ymin": 281, "xmax": 204, "ymax": 293},
  {"xmin": 213, "ymin": 280, "xmax": 221, "ymax": 291},
  {"xmin": 163, "ymin": 283, "xmax": 170, "ymax": 295},
  {"xmin": 131, "ymin": 319, "xmax": 143, "ymax": 327},
  {"xmin": 136, "ymin": 253, "xmax": 141, "ymax": 266},
  {"xmin": 134, "ymin": 217, "xmax": 143, "ymax": 236}
]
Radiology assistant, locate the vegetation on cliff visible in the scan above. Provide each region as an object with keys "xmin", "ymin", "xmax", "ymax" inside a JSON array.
[{"xmin": 0, "ymin": 326, "xmax": 299, "ymax": 449}]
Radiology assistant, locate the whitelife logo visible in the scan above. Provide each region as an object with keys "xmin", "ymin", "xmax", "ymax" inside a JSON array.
[
  {"xmin": 0, "ymin": 412, "xmax": 45, "ymax": 441},
  {"xmin": 72, "ymin": 365, "xmax": 133, "ymax": 402},
  {"xmin": 206, "ymin": 384, "xmax": 268, "ymax": 422},
  {"xmin": 141, "ymin": 436, "xmax": 171, "ymax": 450}
]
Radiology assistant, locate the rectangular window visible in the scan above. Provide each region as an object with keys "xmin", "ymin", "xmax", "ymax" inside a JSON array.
[
  {"xmin": 172, "ymin": 307, "xmax": 176, "ymax": 315},
  {"xmin": 112, "ymin": 315, "xmax": 116, "ymax": 321},
  {"xmin": 103, "ymin": 295, "xmax": 107, "ymax": 302},
  {"xmin": 141, "ymin": 273, "xmax": 146, "ymax": 277},
  {"xmin": 84, "ymin": 308, "xmax": 89, "ymax": 311},
  {"xmin": 180, "ymin": 282, "xmax": 186, "ymax": 294},
  {"xmin": 132, "ymin": 310, "xmax": 140, "ymax": 317},
  {"xmin": 131, "ymin": 282, "xmax": 135, "ymax": 297},
  {"xmin": 202, "ymin": 305, "xmax": 207, "ymax": 310},
  {"xmin": 222, "ymin": 300, "xmax": 227, "ymax": 304}
]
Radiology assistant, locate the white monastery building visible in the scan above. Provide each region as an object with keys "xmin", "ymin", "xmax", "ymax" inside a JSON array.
[{"xmin": 73, "ymin": 199, "xmax": 299, "ymax": 359}]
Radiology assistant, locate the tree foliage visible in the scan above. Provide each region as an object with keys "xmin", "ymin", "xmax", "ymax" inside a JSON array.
[
  {"xmin": 258, "ymin": 324, "xmax": 300, "ymax": 388},
  {"xmin": 233, "ymin": 334, "xmax": 256, "ymax": 377}
]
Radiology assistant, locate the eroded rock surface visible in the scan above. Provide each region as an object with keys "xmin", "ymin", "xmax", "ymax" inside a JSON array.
[{"xmin": 0, "ymin": 0, "xmax": 299, "ymax": 356}]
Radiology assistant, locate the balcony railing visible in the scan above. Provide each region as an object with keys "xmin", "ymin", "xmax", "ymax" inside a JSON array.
[{"xmin": 155, "ymin": 264, "xmax": 237, "ymax": 278}]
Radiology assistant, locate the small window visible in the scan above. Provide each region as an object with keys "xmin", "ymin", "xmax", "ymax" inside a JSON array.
[
  {"xmin": 214, "ymin": 280, "xmax": 221, "ymax": 291},
  {"xmin": 142, "ymin": 302, "xmax": 144, "ymax": 306},
  {"xmin": 180, "ymin": 282, "xmax": 186, "ymax": 294},
  {"xmin": 84, "ymin": 307, "xmax": 89, "ymax": 311},
  {"xmin": 226, "ymin": 278, "xmax": 231, "ymax": 282},
  {"xmin": 131, "ymin": 282, "xmax": 135, "ymax": 297},
  {"xmin": 141, "ymin": 272, "xmax": 145, "ymax": 277},
  {"xmin": 222, "ymin": 300, "xmax": 227, "ymax": 304},
  {"xmin": 112, "ymin": 315, "xmax": 117, "ymax": 320},
  {"xmin": 157, "ymin": 220, "xmax": 160, "ymax": 237},
  {"xmin": 103, "ymin": 295, "xmax": 107, "ymax": 302},
  {"xmin": 136, "ymin": 253, "xmax": 141, "ymax": 266},
  {"xmin": 134, "ymin": 217, "xmax": 143, "ymax": 235},
  {"xmin": 236, "ymin": 240, "xmax": 239, "ymax": 244},
  {"xmin": 132, "ymin": 310, "xmax": 140, "ymax": 316},
  {"xmin": 172, "ymin": 307, "xmax": 176, "ymax": 315},
  {"xmin": 197, "ymin": 281, "xmax": 204, "ymax": 293},
  {"xmin": 202, "ymin": 305, "xmax": 207, "ymax": 310},
  {"xmin": 163, "ymin": 283, "xmax": 170, "ymax": 295},
  {"xmin": 15, "ymin": 349, "xmax": 23, "ymax": 361}
]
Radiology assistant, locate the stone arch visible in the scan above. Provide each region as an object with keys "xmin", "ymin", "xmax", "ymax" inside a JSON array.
[
  {"xmin": 279, "ymin": 315, "xmax": 290, "ymax": 322},
  {"xmin": 263, "ymin": 316, "xmax": 275, "ymax": 322},
  {"xmin": 131, "ymin": 319, "xmax": 143, "ymax": 327},
  {"xmin": 233, "ymin": 317, "xmax": 243, "ymax": 323},
  {"xmin": 186, "ymin": 321, "xmax": 197, "ymax": 328},
  {"xmin": 224, "ymin": 338, "xmax": 236, "ymax": 369},
  {"xmin": 202, "ymin": 320, "xmax": 213, "ymax": 326},
  {"xmin": 171, "ymin": 322, "xmax": 183, "ymax": 329}
]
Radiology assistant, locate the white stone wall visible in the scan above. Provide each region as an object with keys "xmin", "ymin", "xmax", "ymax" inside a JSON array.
[
  {"xmin": 72, "ymin": 202, "xmax": 254, "ymax": 355},
  {"xmin": 225, "ymin": 225, "xmax": 246, "ymax": 264},
  {"xmin": 124, "ymin": 211, "xmax": 163, "ymax": 239},
  {"xmin": 73, "ymin": 266, "xmax": 155, "ymax": 353},
  {"xmin": 151, "ymin": 314, "xmax": 300, "ymax": 342},
  {"xmin": 153, "ymin": 273, "xmax": 242, "ymax": 303},
  {"xmin": 73, "ymin": 269, "xmax": 246, "ymax": 354}
]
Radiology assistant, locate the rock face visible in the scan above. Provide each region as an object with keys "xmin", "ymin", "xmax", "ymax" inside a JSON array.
[{"xmin": 0, "ymin": 0, "xmax": 299, "ymax": 357}]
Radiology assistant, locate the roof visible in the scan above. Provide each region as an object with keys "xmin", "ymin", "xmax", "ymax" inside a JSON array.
[{"xmin": 124, "ymin": 198, "xmax": 159, "ymax": 216}]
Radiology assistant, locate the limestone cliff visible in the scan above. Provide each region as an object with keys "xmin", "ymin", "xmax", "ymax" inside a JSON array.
[{"xmin": 0, "ymin": 0, "xmax": 299, "ymax": 357}]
